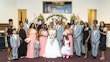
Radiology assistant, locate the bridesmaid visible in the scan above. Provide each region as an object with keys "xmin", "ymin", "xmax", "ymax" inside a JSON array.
[
  {"xmin": 18, "ymin": 21, "xmax": 27, "ymax": 58},
  {"xmin": 63, "ymin": 23, "xmax": 73, "ymax": 56},
  {"xmin": 26, "ymin": 23, "xmax": 38, "ymax": 58},
  {"xmin": 99, "ymin": 21, "xmax": 108, "ymax": 60},
  {"xmin": 39, "ymin": 24, "xmax": 48, "ymax": 57},
  {"xmin": 82, "ymin": 22, "xmax": 91, "ymax": 58}
]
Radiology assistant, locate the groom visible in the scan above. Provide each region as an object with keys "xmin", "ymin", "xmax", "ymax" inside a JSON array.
[{"xmin": 54, "ymin": 20, "xmax": 64, "ymax": 49}]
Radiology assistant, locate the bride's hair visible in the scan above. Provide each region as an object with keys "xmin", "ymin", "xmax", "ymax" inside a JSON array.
[{"xmin": 49, "ymin": 22, "xmax": 53, "ymax": 27}]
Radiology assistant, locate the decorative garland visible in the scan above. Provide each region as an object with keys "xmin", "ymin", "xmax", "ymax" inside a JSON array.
[
  {"xmin": 46, "ymin": 14, "xmax": 67, "ymax": 21},
  {"xmin": 37, "ymin": 13, "xmax": 77, "ymax": 22}
]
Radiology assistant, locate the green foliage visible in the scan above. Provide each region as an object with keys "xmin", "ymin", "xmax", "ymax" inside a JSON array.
[
  {"xmin": 46, "ymin": 14, "xmax": 67, "ymax": 21},
  {"xmin": 37, "ymin": 14, "xmax": 44, "ymax": 21},
  {"xmin": 70, "ymin": 13, "xmax": 77, "ymax": 21}
]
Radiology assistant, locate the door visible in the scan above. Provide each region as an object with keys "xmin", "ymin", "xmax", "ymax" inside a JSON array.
[
  {"xmin": 88, "ymin": 9, "xmax": 97, "ymax": 26},
  {"xmin": 18, "ymin": 9, "xmax": 27, "ymax": 24}
]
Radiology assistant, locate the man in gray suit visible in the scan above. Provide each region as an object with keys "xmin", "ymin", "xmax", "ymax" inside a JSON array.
[
  {"xmin": 55, "ymin": 20, "xmax": 64, "ymax": 48},
  {"xmin": 80, "ymin": 21, "xmax": 85, "ymax": 55},
  {"xmin": 91, "ymin": 26, "xmax": 100, "ymax": 58},
  {"xmin": 10, "ymin": 29, "xmax": 20, "ymax": 60},
  {"xmin": 54, "ymin": 19, "xmax": 59, "ymax": 28},
  {"xmin": 73, "ymin": 20, "xmax": 83, "ymax": 57},
  {"xmin": 23, "ymin": 18, "xmax": 29, "ymax": 36}
]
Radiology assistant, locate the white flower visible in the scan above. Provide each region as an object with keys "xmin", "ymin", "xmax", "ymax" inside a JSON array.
[
  {"xmin": 25, "ymin": 38, "xmax": 31, "ymax": 43},
  {"xmin": 63, "ymin": 32, "xmax": 67, "ymax": 36}
]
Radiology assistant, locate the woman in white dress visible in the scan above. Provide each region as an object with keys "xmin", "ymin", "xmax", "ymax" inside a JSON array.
[{"xmin": 44, "ymin": 22, "xmax": 61, "ymax": 58}]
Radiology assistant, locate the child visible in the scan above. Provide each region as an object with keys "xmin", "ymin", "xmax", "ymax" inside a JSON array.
[
  {"xmin": 34, "ymin": 40, "xmax": 40, "ymax": 58},
  {"xmin": 61, "ymin": 35, "xmax": 71, "ymax": 58},
  {"xmin": 10, "ymin": 29, "xmax": 20, "ymax": 60},
  {"xmin": 91, "ymin": 26, "xmax": 100, "ymax": 58}
]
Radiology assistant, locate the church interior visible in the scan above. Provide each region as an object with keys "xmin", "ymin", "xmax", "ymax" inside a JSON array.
[{"xmin": 0, "ymin": 0, "xmax": 110, "ymax": 62}]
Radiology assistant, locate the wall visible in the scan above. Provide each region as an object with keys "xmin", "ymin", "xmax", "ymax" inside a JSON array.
[
  {"xmin": 0, "ymin": 0, "xmax": 17, "ymax": 28},
  {"xmin": 0, "ymin": 0, "xmax": 109, "ymax": 29},
  {"xmin": 97, "ymin": 0, "xmax": 110, "ymax": 23},
  {"xmin": 17, "ymin": 0, "xmax": 99, "ymax": 23}
]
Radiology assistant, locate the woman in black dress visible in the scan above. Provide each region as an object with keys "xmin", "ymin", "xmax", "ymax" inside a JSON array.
[
  {"xmin": 4, "ymin": 19, "xmax": 13, "ymax": 61},
  {"xmin": 18, "ymin": 21, "xmax": 27, "ymax": 58},
  {"xmin": 99, "ymin": 21, "xmax": 108, "ymax": 60},
  {"xmin": 82, "ymin": 22, "xmax": 91, "ymax": 58}
]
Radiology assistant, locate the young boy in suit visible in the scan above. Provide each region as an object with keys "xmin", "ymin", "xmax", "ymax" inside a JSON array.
[{"xmin": 10, "ymin": 29, "xmax": 20, "ymax": 60}]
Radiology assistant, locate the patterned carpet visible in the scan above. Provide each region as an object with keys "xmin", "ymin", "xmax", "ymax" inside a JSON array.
[{"xmin": 0, "ymin": 49, "xmax": 110, "ymax": 62}]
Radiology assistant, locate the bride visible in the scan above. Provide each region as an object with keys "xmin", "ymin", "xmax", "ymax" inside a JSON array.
[{"xmin": 43, "ymin": 22, "xmax": 61, "ymax": 58}]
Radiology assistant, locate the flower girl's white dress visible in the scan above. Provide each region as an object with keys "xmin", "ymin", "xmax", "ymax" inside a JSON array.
[{"xmin": 61, "ymin": 40, "xmax": 71, "ymax": 55}]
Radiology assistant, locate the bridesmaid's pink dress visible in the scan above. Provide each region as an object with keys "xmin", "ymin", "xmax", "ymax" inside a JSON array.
[
  {"xmin": 26, "ymin": 29, "xmax": 37, "ymax": 58},
  {"xmin": 39, "ymin": 30, "xmax": 47, "ymax": 57},
  {"xmin": 64, "ymin": 29, "xmax": 73, "ymax": 56}
]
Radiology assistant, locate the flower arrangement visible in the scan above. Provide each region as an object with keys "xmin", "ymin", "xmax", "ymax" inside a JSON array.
[
  {"xmin": 70, "ymin": 13, "xmax": 77, "ymax": 21},
  {"xmin": 46, "ymin": 14, "xmax": 67, "ymax": 21},
  {"xmin": 37, "ymin": 14, "xmax": 44, "ymax": 21}
]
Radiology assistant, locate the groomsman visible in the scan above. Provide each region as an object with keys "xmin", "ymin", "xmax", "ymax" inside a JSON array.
[
  {"xmin": 91, "ymin": 26, "xmax": 100, "ymax": 58},
  {"xmin": 37, "ymin": 20, "xmax": 45, "ymax": 31},
  {"xmin": 55, "ymin": 20, "xmax": 64, "ymax": 48},
  {"xmin": 80, "ymin": 21, "xmax": 85, "ymax": 55},
  {"xmin": 54, "ymin": 19, "xmax": 59, "ymax": 29},
  {"xmin": 70, "ymin": 20, "xmax": 74, "ymax": 28},
  {"xmin": 23, "ymin": 18, "xmax": 29, "ymax": 35},
  {"xmin": 73, "ymin": 20, "xmax": 83, "ymax": 57}
]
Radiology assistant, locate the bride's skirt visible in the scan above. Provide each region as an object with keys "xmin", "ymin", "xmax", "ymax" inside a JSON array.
[{"xmin": 43, "ymin": 38, "xmax": 61, "ymax": 58}]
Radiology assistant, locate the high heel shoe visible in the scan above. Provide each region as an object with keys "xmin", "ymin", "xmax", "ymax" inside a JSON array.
[
  {"xmin": 84, "ymin": 55, "xmax": 88, "ymax": 58},
  {"xmin": 100, "ymin": 57, "xmax": 105, "ymax": 60}
]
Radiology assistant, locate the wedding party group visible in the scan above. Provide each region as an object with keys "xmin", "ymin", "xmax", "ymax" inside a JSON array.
[{"xmin": 4, "ymin": 18, "xmax": 108, "ymax": 62}]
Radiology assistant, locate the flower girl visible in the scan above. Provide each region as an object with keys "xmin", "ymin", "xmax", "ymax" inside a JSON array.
[{"xmin": 61, "ymin": 35, "xmax": 71, "ymax": 59}]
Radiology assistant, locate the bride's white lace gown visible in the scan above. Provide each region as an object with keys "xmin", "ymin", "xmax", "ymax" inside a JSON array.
[{"xmin": 43, "ymin": 29, "xmax": 61, "ymax": 58}]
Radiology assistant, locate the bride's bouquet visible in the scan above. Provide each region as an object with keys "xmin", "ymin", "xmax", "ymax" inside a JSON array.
[
  {"xmin": 50, "ymin": 36, "xmax": 54, "ymax": 45},
  {"xmin": 49, "ymin": 30, "xmax": 56, "ymax": 45},
  {"xmin": 25, "ymin": 38, "xmax": 31, "ymax": 43}
]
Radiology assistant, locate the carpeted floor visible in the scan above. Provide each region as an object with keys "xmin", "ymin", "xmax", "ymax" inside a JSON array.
[{"xmin": 0, "ymin": 49, "xmax": 110, "ymax": 62}]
